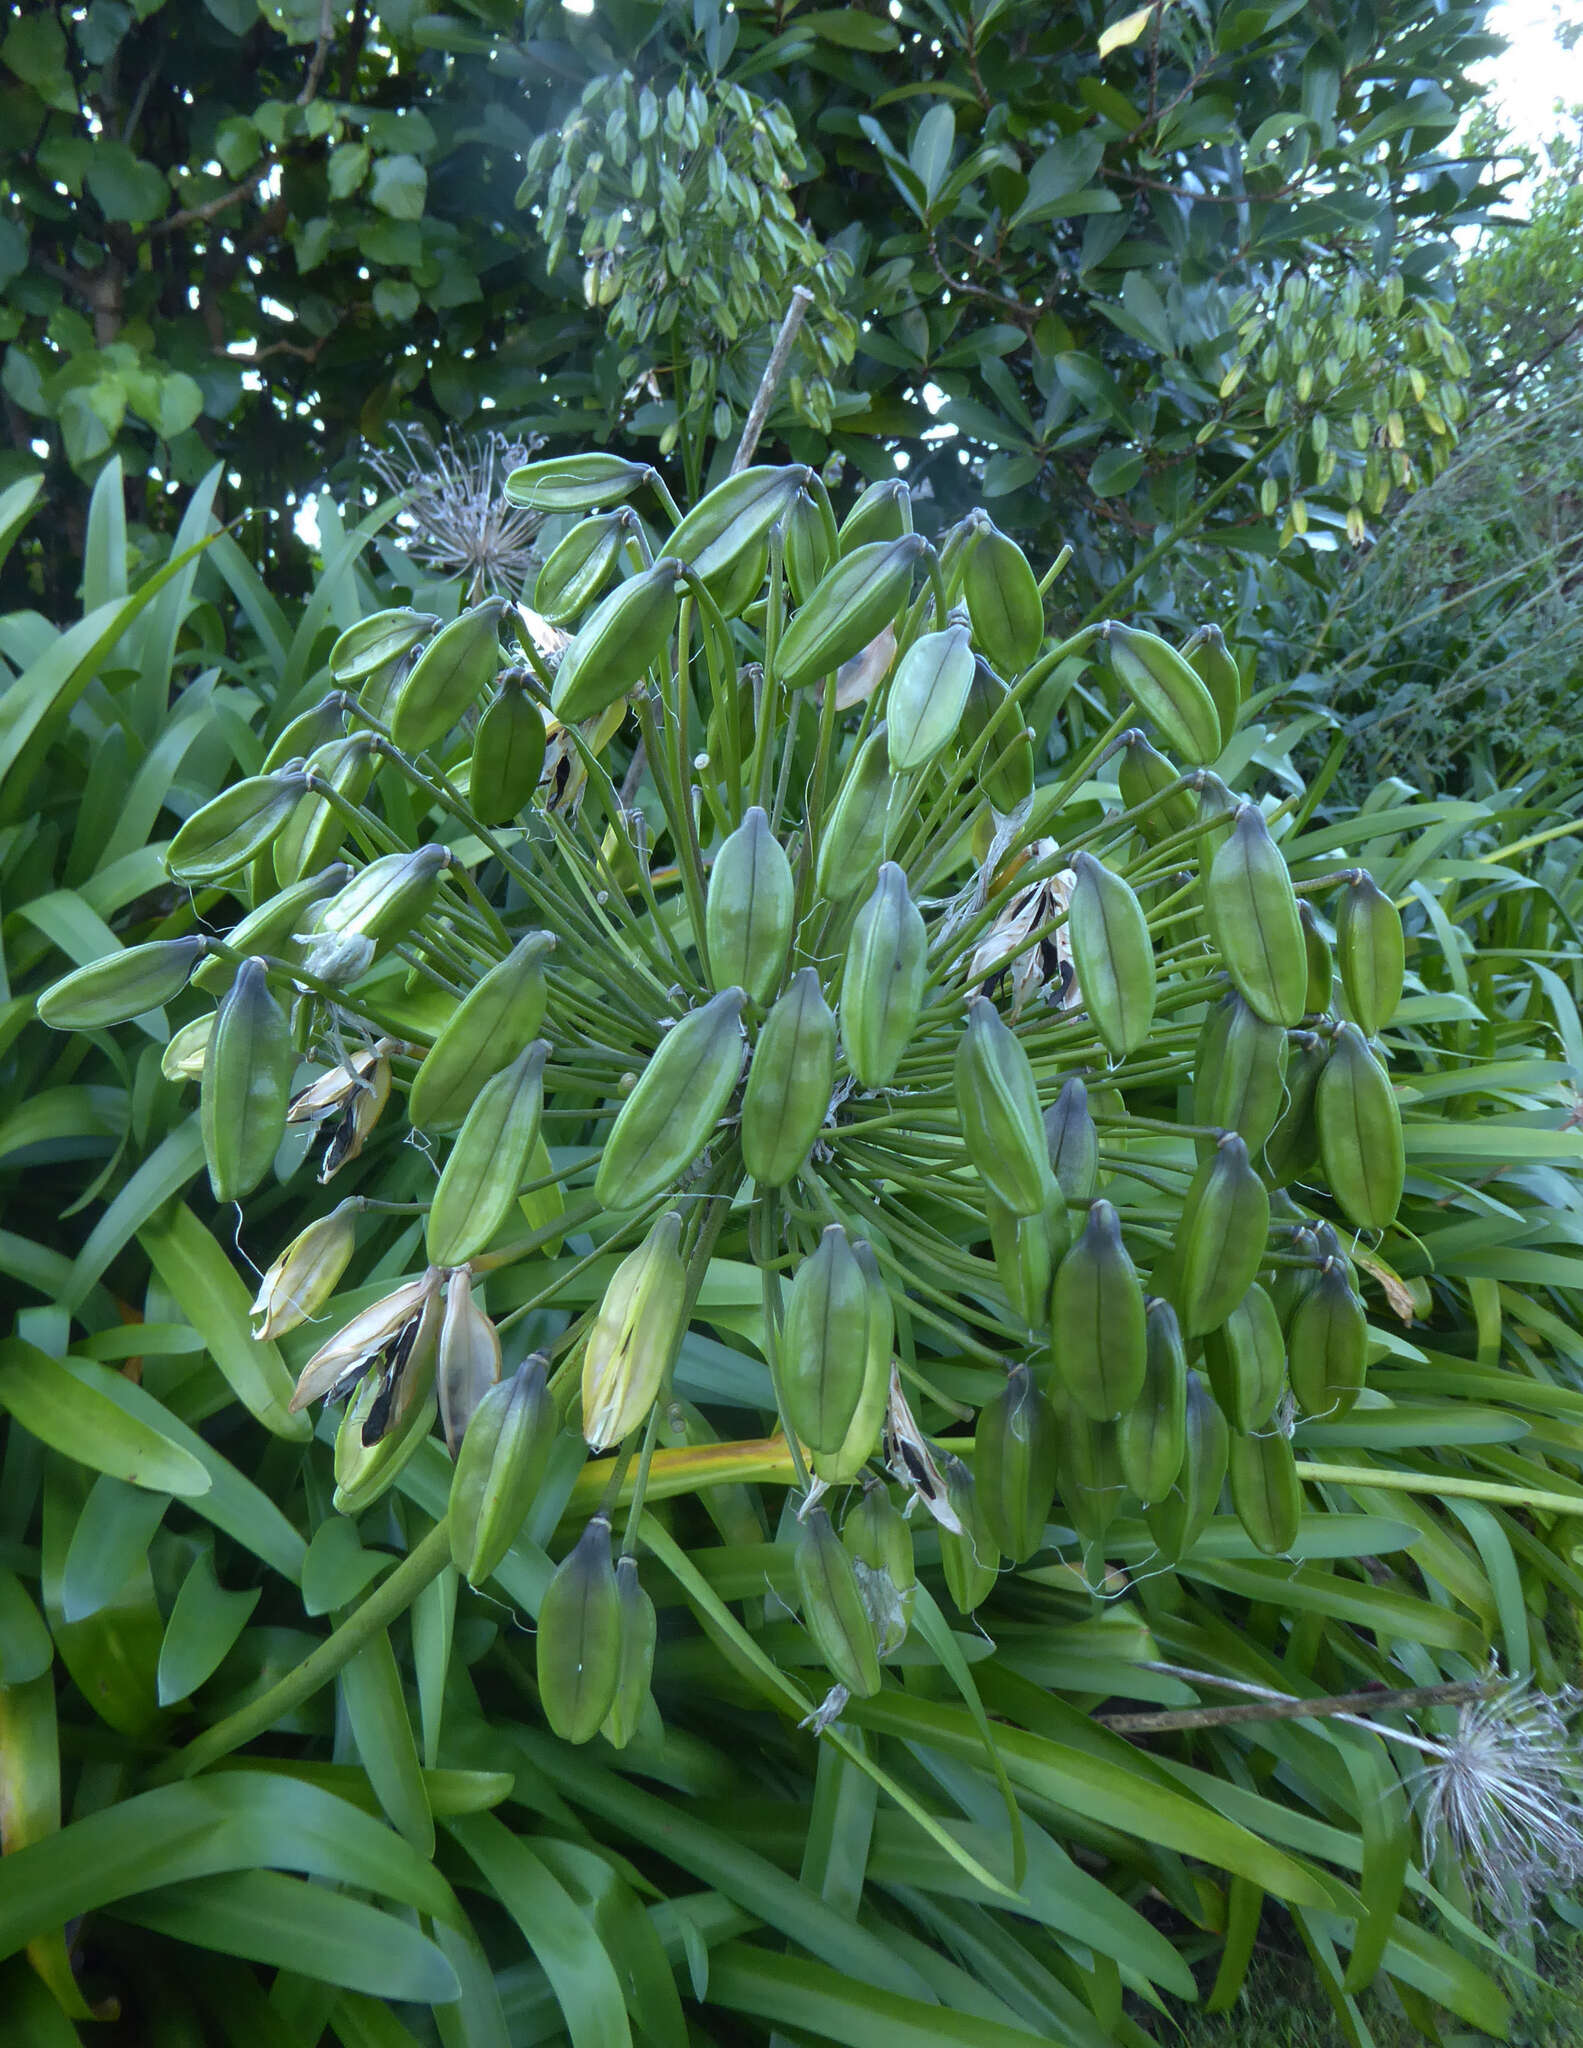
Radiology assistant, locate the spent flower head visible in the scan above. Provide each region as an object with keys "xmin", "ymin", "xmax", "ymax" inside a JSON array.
[{"xmin": 366, "ymin": 427, "xmax": 546, "ymax": 601}]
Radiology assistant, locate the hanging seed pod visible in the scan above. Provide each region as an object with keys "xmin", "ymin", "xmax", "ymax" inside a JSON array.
[
  {"xmin": 1117, "ymin": 731, "xmax": 1196, "ymax": 844},
  {"xmin": 1067, "ymin": 852, "xmax": 1156, "ymax": 1057},
  {"xmin": 1175, "ymin": 1133, "xmax": 1271, "ymax": 1337},
  {"xmin": 249, "ymin": 1204, "xmax": 358, "ymax": 1341},
  {"xmin": 1051, "ymin": 1199, "xmax": 1147, "ymax": 1420},
  {"xmin": 958, "ymin": 656, "xmax": 1034, "ymax": 812},
  {"xmin": 190, "ymin": 866, "xmax": 350, "ymax": 998},
  {"xmin": 705, "ymin": 806, "xmax": 794, "ymax": 1004},
  {"xmin": 1315, "ymin": 1023, "xmax": 1404, "ymax": 1232},
  {"xmin": 599, "ymin": 1555, "xmax": 659, "ymax": 1748},
  {"xmin": 842, "ymin": 1478, "xmax": 916, "ymax": 1648},
  {"xmin": 296, "ymin": 1048, "xmax": 391, "ymax": 1184},
  {"xmin": 795, "ymin": 1506, "xmax": 882, "ymax": 1699},
  {"xmin": 814, "ymin": 725, "xmax": 894, "ymax": 904},
  {"xmin": 886, "ymin": 623, "xmax": 975, "ymax": 772},
  {"xmin": 1227, "ymin": 1426, "xmax": 1301, "ymax": 1557},
  {"xmin": 841, "ymin": 862, "xmax": 927, "ymax": 1089},
  {"xmin": 1184, "ymin": 624, "xmax": 1243, "ymax": 739},
  {"xmin": 667, "ymin": 464, "xmax": 811, "ymax": 598},
  {"xmin": 311, "ymin": 845, "xmax": 451, "ymax": 965},
  {"xmin": 811, "ymin": 1244, "xmax": 893, "ymax": 1484},
  {"xmin": 1055, "ymin": 1402, "xmax": 1125, "ymax": 1545},
  {"xmin": 782, "ymin": 482, "xmax": 838, "ymax": 607},
  {"xmin": 551, "ymin": 557, "xmax": 686, "ymax": 724},
  {"xmin": 1107, "ymin": 623, "xmax": 1222, "ymax": 766},
  {"xmin": 962, "ymin": 516, "xmax": 1043, "ymax": 675},
  {"xmin": 740, "ymin": 968, "xmax": 836, "ymax": 1188},
  {"xmin": 838, "ymin": 477, "xmax": 911, "ymax": 555},
  {"xmin": 1287, "ymin": 1258, "xmax": 1368, "ymax": 1418},
  {"xmin": 168, "ymin": 770, "xmax": 308, "ymax": 882},
  {"xmin": 937, "ymin": 1454, "xmax": 1001, "ymax": 1613},
  {"xmin": 1201, "ymin": 1282, "xmax": 1287, "ymax": 1432},
  {"xmin": 200, "ymin": 958, "xmax": 295, "ymax": 1204},
  {"xmin": 38, "ymin": 937, "xmax": 205, "ymax": 1031},
  {"xmin": 469, "ymin": 680, "xmax": 548, "ymax": 827},
  {"xmin": 975, "ymin": 1363, "xmax": 1059, "ymax": 1564},
  {"xmin": 1044, "ymin": 1076, "xmax": 1099, "ymax": 1203},
  {"xmin": 1191, "ymin": 989, "xmax": 1290, "ymax": 1162},
  {"xmin": 409, "ymin": 931, "xmax": 554, "ymax": 1132},
  {"xmin": 437, "ymin": 1272, "xmax": 502, "ymax": 1458},
  {"xmin": 595, "ymin": 988, "xmax": 746, "ymax": 1210},
  {"xmin": 534, "ymin": 510, "xmax": 634, "ymax": 623},
  {"xmin": 425, "ymin": 1040, "xmax": 550, "ymax": 1268},
  {"xmin": 774, "ymin": 535, "xmax": 925, "ymax": 693},
  {"xmin": 955, "ymin": 997, "xmax": 1050, "ymax": 1216},
  {"xmin": 986, "ymin": 1180, "xmax": 1066, "ymax": 1327},
  {"xmin": 1143, "ymin": 1370, "xmax": 1228, "ymax": 1562},
  {"xmin": 1264, "ymin": 1030, "xmax": 1327, "ymax": 1187},
  {"xmin": 581, "ymin": 1211, "xmax": 687, "ymax": 1451},
  {"xmin": 1301, "ymin": 901, "xmax": 1335, "ymax": 1016},
  {"xmin": 329, "ymin": 607, "xmax": 439, "ymax": 684},
  {"xmin": 1336, "ymin": 869, "xmax": 1405, "ymax": 1037},
  {"xmin": 1204, "ymin": 805, "xmax": 1307, "ymax": 1027},
  {"xmin": 1118, "ymin": 1298, "xmax": 1188, "ymax": 1504},
  {"xmin": 289, "ymin": 1269, "xmax": 441, "ymax": 1415},
  {"xmin": 537, "ymin": 1514, "xmax": 624, "ymax": 1742},
  {"xmin": 449, "ymin": 1354, "xmax": 557, "ymax": 1584},
  {"xmin": 779, "ymin": 1225, "xmax": 871, "ymax": 1454},
  {"xmin": 274, "ymin": 736, "xmax": 376, "ymax": 887},
  {"xmin": 389, "ymin": 598, "xmax": 506, "ymax": 755}
]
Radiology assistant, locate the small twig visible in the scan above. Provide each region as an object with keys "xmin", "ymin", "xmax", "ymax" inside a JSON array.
[
  {"xmin": 298, "ymin": 0, "xmax": 338, "ymax": 107},
  {"xmin": 1098, "ymin": 1673, "xmax": 1500, "ymax": 1737},
  {"xmin": 730, "ymin": 286, "xmax": 815, "ymax": 474}
]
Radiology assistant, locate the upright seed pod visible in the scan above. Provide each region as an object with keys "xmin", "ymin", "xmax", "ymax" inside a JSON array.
[
  {"xmin": 705, "ymin": 806, "xmax": 795, "ymax": 1004},
  {"xmin": 537, "ymin": 1515, "xmax": 624, "ymax": 1742},
  {"xmin": 437, "ymin": 1272, "xmax": 503, "ymax": 1457},
  {"xmin": 1143, "ymin": 1371, "xmax": 1229, "ymax": 1562},
  {"xmin": 961, "ymin": 516, "xmax": 1043, "ymax": 675},
  {"xmin": 740, "ymin": 968, "xmax": 836, "ymax": 1187},
  {"xmin": 1107, "ymin": 623, "xmax": 1222, "ymax": 766},
  {"xmin": 448, "ymin": 1354, "xmax": 557, "ymax": 1585},
  {"xmin": 1336, "ymin": 869, "xmax": 1405, "ymax": 1037},
  {"xmin": 580, "ymin": 1211, "xmax": 688, "ymax": 1451},
  {"xmin": 1227, "ymin": 1427, "xmax": 1302, "ymax": 1557},
  {"xmin": 534, "ymin": 510, "xmax": 633, "ymax": 622},
  {"xmin": 594, "ymin": 988, "xmax": 747, "ymax": 1210},
  {"xmin": 1044, "ymin": 1076, "xmax": 1099, "ymax": 1203},
  {"xmin": 425, "ymin": 1040, "xmax": 550, "ymax": 1268},
  {"xmin": 1051, "ymin": 1199, "xmax": 1147, "ymax": 1420},
  {"xmin": 1067, "ymin": 852, "xmax": 1156, "ymax": 1056},
  {"xmin": 200, "ymin": 958, "xmax": 295, "ymax": 1204},
  {"xmin": 1191, "ymin": 989, "xmax": 1290, "ymax": 1161},
  {"xmin": 666, "ymin": 464, "xmax": 812, "ymax": 599},
  {"xmin": 1174, "ymin": 1133, "xmax": 1271, "ymax": 1337},
  {"xmin": 389, "ymin": 598, "xmax": 506, "ymax": 754},
  {"xmin": 782, "ymin": 484, "xmax": 837, "ymax": 607},
  {"xmin": 842, "ymin": 1478, "xmax": 916, "ymax": 1652},
  {"xmin": 550, "ymin": 558, "xmax": 686, "ymax": 723},
  {"xmin": 1264, "ymin": 1030, "xmax": 1327, "ymax": 1187},
  {"xmin": 839, "ymin": 477, "xmax": 911, "ymax": 554},
  {"xmin": 311, "ymin": 845, "xmax": 451, "ymax": 964},
  {"xmin": 274, "ymin": 736, "xmax": 376, "ymax": 887},
  {"xmin": 1315, "ymin": 1023, "xmax": 1405, "ymax": 1232},
  {"xmin": 887, "ymin": 623, "xmax": 975, "ymax": 772},
  {"xmin": 958, "ymin": 657, "xmax": 1034, "ymax": 812},
  {"xmin": 841, "ymin": 862, "xmax": 927, "ymax": 1089},
  {"xmin": 1184, "ymin": 624, "xmax": 1243, "ymax": 739},
  {"xmin": 599, "ymin": 1555, "xmax": 659, "ymax": 1749},
  {"xmin": 955, "ymin": 996, "xmax": 1050, "ymax": 1216},
  {"xmin": 1300, "ymin": 901, "xmax": 1334, "ymax": 1016},
  {"xmin": 329, "ymin": 607, "xmax": 439, "ymax": 684},
  {"xmin": 795, "ymin": 1505, "xmax": 882, "ymax": 1698},
  {"xmin": 1117, "ymin": 731, "xmax": 1196, "ymax": 843},
  {"xmin": 469, "ymin": 679, "xmax": 548, "ymax": 826},
  {"xmin": 1055, "ymin": 1402, "xmax": 1125, "ymax": 1545},
  {"xmin": 409, "ymin": 931, "xmax": 555, "ymax": 1132},
  {"xmin": 975, "ymin": 1363, "xmax": 1059, "ymax": 1564},
  {"xmin": 811, "ymin": 1244, "xmax": 893, "ymax": 1485},
  {"xmin": 1203, "ymin": 805, "xmax": 1307, "ymax": 1027},
  {"xmin": 773, "ymin": 535, "xmax": 925, "ymax": 693},
  {"xmin": 1118, "ymin": 1299, "xmax": 1187, "ymax": 1504},
  {"xmin": 779, "ymin": 1225, "xmax": 871, "ymax": 1454},
  {"xmin": 814, "ymin": 725, "xmax": 894, "ymax": 904},
  {"xmin": 1201, "ymin": 1281, "xmax": 1287, "ymax": 1432},
  {"xmin": 1287, "ymin": 1258, "xmax": 1368, "ymax": 1418}
]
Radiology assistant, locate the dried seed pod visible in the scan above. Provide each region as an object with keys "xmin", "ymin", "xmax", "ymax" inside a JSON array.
[
  {"xmin": 437, "ymin": 1272, "xmax": 502, "ymax": 1458},
  {"xmin": 250, "ymin": 1204, "xmax": 358, "ymax": 1341}
]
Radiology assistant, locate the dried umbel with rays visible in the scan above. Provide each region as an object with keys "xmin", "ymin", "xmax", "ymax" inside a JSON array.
[{"xmin": 365, "ymin": 425, "xmax": 547, "ymax": 600}]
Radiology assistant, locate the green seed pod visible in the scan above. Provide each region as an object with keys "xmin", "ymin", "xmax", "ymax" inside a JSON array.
[
  {"xmin": 333, "ymin": 1380, "xmax": 438, "ymax": 1518},
  {"xmin": 1184, "ymin": 624, "xmax": 1243, "ymax": 739},
  {"xmin": 936, "ymin": 1454, "xmax": 1000, "ymax": 1613},
  {"xmin": 795, "ymin": 1505, "xmax": 882, "ymax": 1699},
  {"xmin": 274, "ymin": 735, "xmax": 376, "ymax": 887},
  {"xmin": 168, "ymin": 770, "xmax": 308, "ymax": 882},
  {"xmin": 537, "ymin": 1514, "xmax": 624, "ymax": 1743},
  {"xmin": 1175, "ymin": 1133, "xmax": 1271, "ymax": 1337},
  {"xmin": 1301, "ymin": 901, "xmax": 1334, "ymax": 1017},
  {"xmin": 1195, "ymin": 769, "xmax": 1239, "ymax": 845},
  {"xmin": 838, "ymin": 477, "xmax": 911, "ymax": 555},
  {"xmin": 1264, "ymin": 1030, "xmax": 1327, "ymax": 1187},
  {"xmin": 740, "ymin": 968, "xmax": 836, "ymax": 1187},
  {"xmin": 1117, "ymin": 731, "xmax": 1196, "ymax": 843},
  {"xmin": 1288, "ymin": 1258, "xmax": 1368, "ymax": 1418},
  {"xmin": 534, "ymin": 510, "xmax": 635, "ymax": 623},
  {"xmin": 705, "ymin": 805, "xmax": 795, "ymax": 1005},
  {"xmin": 469, "ymin": 681, "xmax": 548, "ymax": 827},
  {"xmin": 38, "ymin": 937, "xmax": 205, "ymax": 1031},
  {"xmin": 449, "ymin": 1354, "xmax": 557, "ymax": 1585},
  {"xmin": 814, "ymin": 725, "xmax": 894, "ymax": 904},
  {"xmin": 250, "ymin": 1203, "xmax": 358, "ymax": 1341},
  {"xmin": 1315, "ymin": 1022, "xmax": 1404, "ymax": 1232},
  {"xmin": 312, "ymin": 845, "xmax": 451, "ymax": 963},
  {"xmin": 551, "ymin": 557, "xmax": 686, "ymax": 724},
  {"xmin": 1044, "ymin": 1076, "xmax": 1099, "ymax": 1203},
  {"xmin": 1055, "ymin": 1401, "xmax": 1125, "ymax": 1544},
  {"xmin": 958, "ymin": 656, "xmax": 1034, "ymax": 812},
  {"xmin": 162, "ymin": 1011, "xmax": 214, "ymax": 1081},
  {"xmin": 811, "ymin": 1245, "xmax": 893, "ymax": 1485},
  {"xmin": 1201, "ymin": 1282, "xmax": 1286, "ymax": 1432},
  {"xmin": 780, "ymin": 1224, "xmax": 871, "ymax": 1454},
  {"xmin": 328, "ymin": 608, "xmax": 440, "ymax": 684},
  {"xmin": 841, "ymin": 862, "xmax": 926, "ymax": 1089},
  {"xmin": 1336, "ymin": 869, "xmax": 1405, "ymax": 1037},
  {"xmin": 1204, "ymin": 805, "xmax": 1307, "ymax": 1027},
  {"xmin": 985, "ymin": 1180, "xmax": 1066, "ymax": 1327},
  {"xmin": 782, "ymin": 483, "xmax": 838, "ymax": 608},
  {"xmin": 1068, "ymin": 851, "xmax": 1156, "ymax": 1057},
  {"xmin": 580, "ymin": 1211, "xmax": 687, "ymax": 1451},
  {"xmin": 191, "ymin": 866, "xmax": 350, "ymax": 998},
  {"xmin": 955, "ymin": 996, "xmax": 1050, "ymax": 1216},
  {"xmin": 594, "ymin": 988, "xmax": 746, "ymax": 1210},
  {"xmin": 410, "ymin": 931, "xmax": 555, "ymax": 1133},
  {"xmin": 1143, "ymin": 1370, "xmax": 1228, "ymax": 1561},
  {"xmin": 261, "ymin": 694, "xmax": 348, "ymax": 775},
  {"xmin": 437, "ymin": 1271, "xmax": 502, "ymax": 1458},
  {"xmin": 1107, "ymin": 623, "xmax": 1222, "ymax": 766},
  {"xmin": 975, "ymin": 1363, "xmax": 1059, "ymax": 1563},
  {"xmin": 504, "ymin": 451, "xmax": 651, "ymax": 513},
  {"xmin": 389, "ymin": 598, "xmax": 506, "ymax": 755},
  {"xmin": 667, "ymin": 465, "xmax": 811, "ymax": 599},
  {"xmin": 200, "ymin": 958, "xmax": 294, "ymax": 1203},
  {"xmin": 774, "ymin": 535, "xmax": 926, "ymax": 693},
  {"xmin": 1118, "ymin": 1298, "xmax": 1187, "ymax": 1504},
  {"xmin": 1227, "ymin": 1426, "xmax": 1301, "ymax": 1557},
  {"xmin": 842, "ymin": 1477, "xmax": 915, "ymax": 1649},
  {"xmin": 425, "ymin": 1040, "xmax": 550, "ymax": 1268},
  {"xmin": 1051, "ymin": 1198, "xmax": 1147, "ymax": 1420},
  {"xmin": 1191, "ymin": 989, "xmax": 1290, "ymax": 1161},
  {"xmin": 599, "ymin": 1555, "xmax": 658, "ymax": 1748},
  {"xmin": 886, "ymin": 622, "xmax": 975, "ymax": 773},
  {"xmin": 962, "ymin": 516, "xmax": 1043, "ymax": 675}
]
